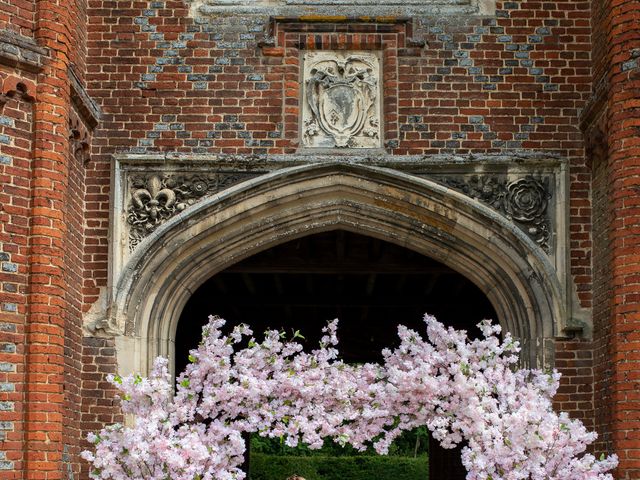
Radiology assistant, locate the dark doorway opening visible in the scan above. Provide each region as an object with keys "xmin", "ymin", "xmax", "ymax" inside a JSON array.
[{"xmin": 176, "ymin": 230, "xmax": 497, "ymax": 480}]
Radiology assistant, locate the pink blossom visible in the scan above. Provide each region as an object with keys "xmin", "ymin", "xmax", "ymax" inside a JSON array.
[{"xmin": 83, "ymin": 314, "xmax": 617, "ymax": 480}]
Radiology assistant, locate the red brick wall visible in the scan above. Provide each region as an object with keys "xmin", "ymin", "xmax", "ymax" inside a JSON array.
[
  {"xmin": 591, "ymin": 146, "xmax": 613, "ymax": 456},
  {"xmin": 13, "ymin": 1, "xmax": 90, "ymax": 479},
  {"xmin": 84, "ymin": 0, "xmax": 595, "ymax": 305},
  {"xmin": 63, "ymin": 110, "xmax": 89, "ymax": 480},
  {"xmin": 77, "ymin": 0, "xmax": 602, "ymax": 461},
  {"xmin": 86, "ymin": 1, "xmax": 592, "ymax": 155},
  {"xmin": 80, "ymin": 337, "xmax": 122, "ymax": 479},
  {"xmin": 0, "ymin": 0, "xmax": 630, "ymax": 477},
  {"xmin": 0, "ymin": 0, "xmax": 34, "ymax": 37},
  {"xmin": 603, "ymin": 0, "xmax": 640, "ymax": 478},
  {"xmin": 69, "ymin": 0, "xmax": 88, "ymax": 82},
  {"xmin": 591, "ymin": 0, "xmax": 608, "ymax": 90},
  {"xmin": 553, "ymin": 339, "xmax": 595, "ymax": 431},
  {"xmin": 0, "ymin": 75, "xmax": 35, "ymax": 477},
  {"xmin": 588, "ymin": 0, "xmax": 614, "ymax": 466}
]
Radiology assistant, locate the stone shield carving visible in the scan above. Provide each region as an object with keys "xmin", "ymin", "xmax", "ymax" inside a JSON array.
[{"xmin": 302, "ymin": 51, "xmax": 382, "ymax": 149}]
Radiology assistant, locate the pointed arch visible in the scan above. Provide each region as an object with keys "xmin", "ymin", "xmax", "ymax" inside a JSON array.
[{"xmin": 111, "ymin": 163, "xmax": 564, "ymax": 374}]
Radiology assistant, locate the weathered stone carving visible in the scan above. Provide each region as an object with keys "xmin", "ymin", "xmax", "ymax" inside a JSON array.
[
  {"xmin": 69, "ymin": 108, "xmax": 92, "ymax": 166},
  {"xmin": 440, "ymin": 175, "xmax": 551, "ymax": 251},
  {"xmin": 286, "ymin": 0, "xmax": 468, "ymax": 4},
  {"xmin": 191, "ymin": 0, "xmax": 489, "ymax": 17},
  {"xmin": 127, "ymin": 175, "xmax": 184, "ymax": 250},
  {"xmin": 505, "ymin": 177, "xmax": 548, "ymax": 224},
  {"xmin": 126, "ymin": 172, "xmax": 258, "ymax": 250},
  {"xmin": 302, "ymin": 51, "xmax": 381, "ymax": 149}
]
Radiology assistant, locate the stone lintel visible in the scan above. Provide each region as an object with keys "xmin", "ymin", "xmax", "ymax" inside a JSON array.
[
  {"xmin": 190, "ymin": 0, "xmax": 495, "ymax": 18},
  {"xmin": 114, "ymin": 151, "xmax": 564, "ymax": 172}
]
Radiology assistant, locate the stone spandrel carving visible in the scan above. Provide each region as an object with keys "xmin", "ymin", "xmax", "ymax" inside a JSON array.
[
  {"xmin": 439, "ymin": 175, "xmax": 552, "ymax": 252},
  {"xmin": 126, "ymin": 172, "xmax": 258, "ymax": 250},
  {"xmin": 302, "ymin": 51, "xmax": 382, "ymax": 149}
]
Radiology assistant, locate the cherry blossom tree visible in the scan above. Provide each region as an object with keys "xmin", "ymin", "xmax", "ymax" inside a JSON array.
[{"xmin": 82, "ymin": 315, "xmax": 617, "ymax": 480}]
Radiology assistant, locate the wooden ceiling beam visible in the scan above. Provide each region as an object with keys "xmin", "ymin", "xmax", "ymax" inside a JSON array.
[{"xmin": 223, "ymin": 264, "xmax": 455, "ymax": 274}]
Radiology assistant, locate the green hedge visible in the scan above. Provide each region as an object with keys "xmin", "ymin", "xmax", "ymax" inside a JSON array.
[
  {"xmin": 249, "ymin": 453, "xmax": 428, "ymax": 480},
  {"xmin": 250, "ymin": 428, "xmax": 429, "ymax": 457}
]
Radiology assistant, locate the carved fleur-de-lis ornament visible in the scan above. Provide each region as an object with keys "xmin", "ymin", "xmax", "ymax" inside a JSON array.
[{"xmin": 131, "ymin": 175, "xmax": 177, "ymax": 231}]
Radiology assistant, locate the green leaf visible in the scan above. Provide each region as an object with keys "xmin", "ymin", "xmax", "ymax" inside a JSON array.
[
  {"xmin": 181, "ymin": 379, "xmax": 190, "ymax": 388},
  {"xmin": 188, "ymin": 354, "xmax": 197, "ymax": 363}
]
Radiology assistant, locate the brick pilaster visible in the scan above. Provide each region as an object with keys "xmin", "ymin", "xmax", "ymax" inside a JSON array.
[
  {"xmin": 605, "ymin": 1, "xmax": 640, "ymax": 478},
  {"xmin": 24, "ymin": 2, "xmax": 73, "ymax": 479}
]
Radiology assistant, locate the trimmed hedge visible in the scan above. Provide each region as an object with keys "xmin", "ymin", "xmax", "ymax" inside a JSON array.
[{"xmin": 249, "ymin": 453, "xmax": 428, "ymax": 480}]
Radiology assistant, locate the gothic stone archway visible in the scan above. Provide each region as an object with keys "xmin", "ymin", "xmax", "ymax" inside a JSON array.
[{"xmin": 107, "ymin": 163, "xmax": 564, "ymax": 376}]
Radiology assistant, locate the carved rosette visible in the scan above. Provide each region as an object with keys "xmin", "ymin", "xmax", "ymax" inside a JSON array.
[
  {"xmin": 126, "ymin": 173, "xmax": 257, "ymax": 250},
  {"xmin": 302, "ymin": 51, "xmax": 382, "ymax": 149},
  {"xmin": 441, "ymin": 175, "xmax": 552, "ymax": 252},
  {"xmin": 504, "ymin": 178, "xmax": 548, "ymax": 223}
]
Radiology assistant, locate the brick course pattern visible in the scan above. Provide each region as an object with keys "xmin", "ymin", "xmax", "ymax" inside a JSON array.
[
  {"xmin": 0, "ymin": 74, "xmax": 36, "ymax": 478},
  {"xmin": 79, "ymin": 0, "xmax": 605, "ymax": 474},
  {"xmin": 0, "ymin": 0, "xmax": 89, "ymax": 478},
  {"xmin": 0, "ymin": 0, "xmax": 34, "ymax": 38},
  {"xmin": 85, "ymin": 0, "xmax": 595, "ymax": 305}
]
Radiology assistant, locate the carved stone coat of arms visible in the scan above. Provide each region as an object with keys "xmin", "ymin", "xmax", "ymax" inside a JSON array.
[{"xmin": 302, "ymin": 51, "xmax": 382, "ymax": 149}]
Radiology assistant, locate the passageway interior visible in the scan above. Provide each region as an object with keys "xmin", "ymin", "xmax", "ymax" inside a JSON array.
[
  {"xmin": 176, "ymin": 230, "xmax": 498, "ymax": 480},
  {"xmin": 176, "ymin": 229, "xmax": 497, "ymax": 373}
]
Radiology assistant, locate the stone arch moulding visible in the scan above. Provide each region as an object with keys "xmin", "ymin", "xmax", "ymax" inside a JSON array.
[{"xmin": 107, "ymin": 162, "xmax": 566, "ymax": 377}]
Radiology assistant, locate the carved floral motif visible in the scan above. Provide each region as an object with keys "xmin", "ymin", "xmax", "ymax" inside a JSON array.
[
  {"xmin": 126, "ymin": 173, "xmax": 258, "ymax": 250},
  {"xmin": 505, "ymin": 178, "xmax": 548, "ymax": 223},
  {"xmin": 440, "ymin": 175, "xmax": 552, "ymax": 252},
  {"xmin": 302, "ymin": 52, "xmax": 381, "ymax": 149}
]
